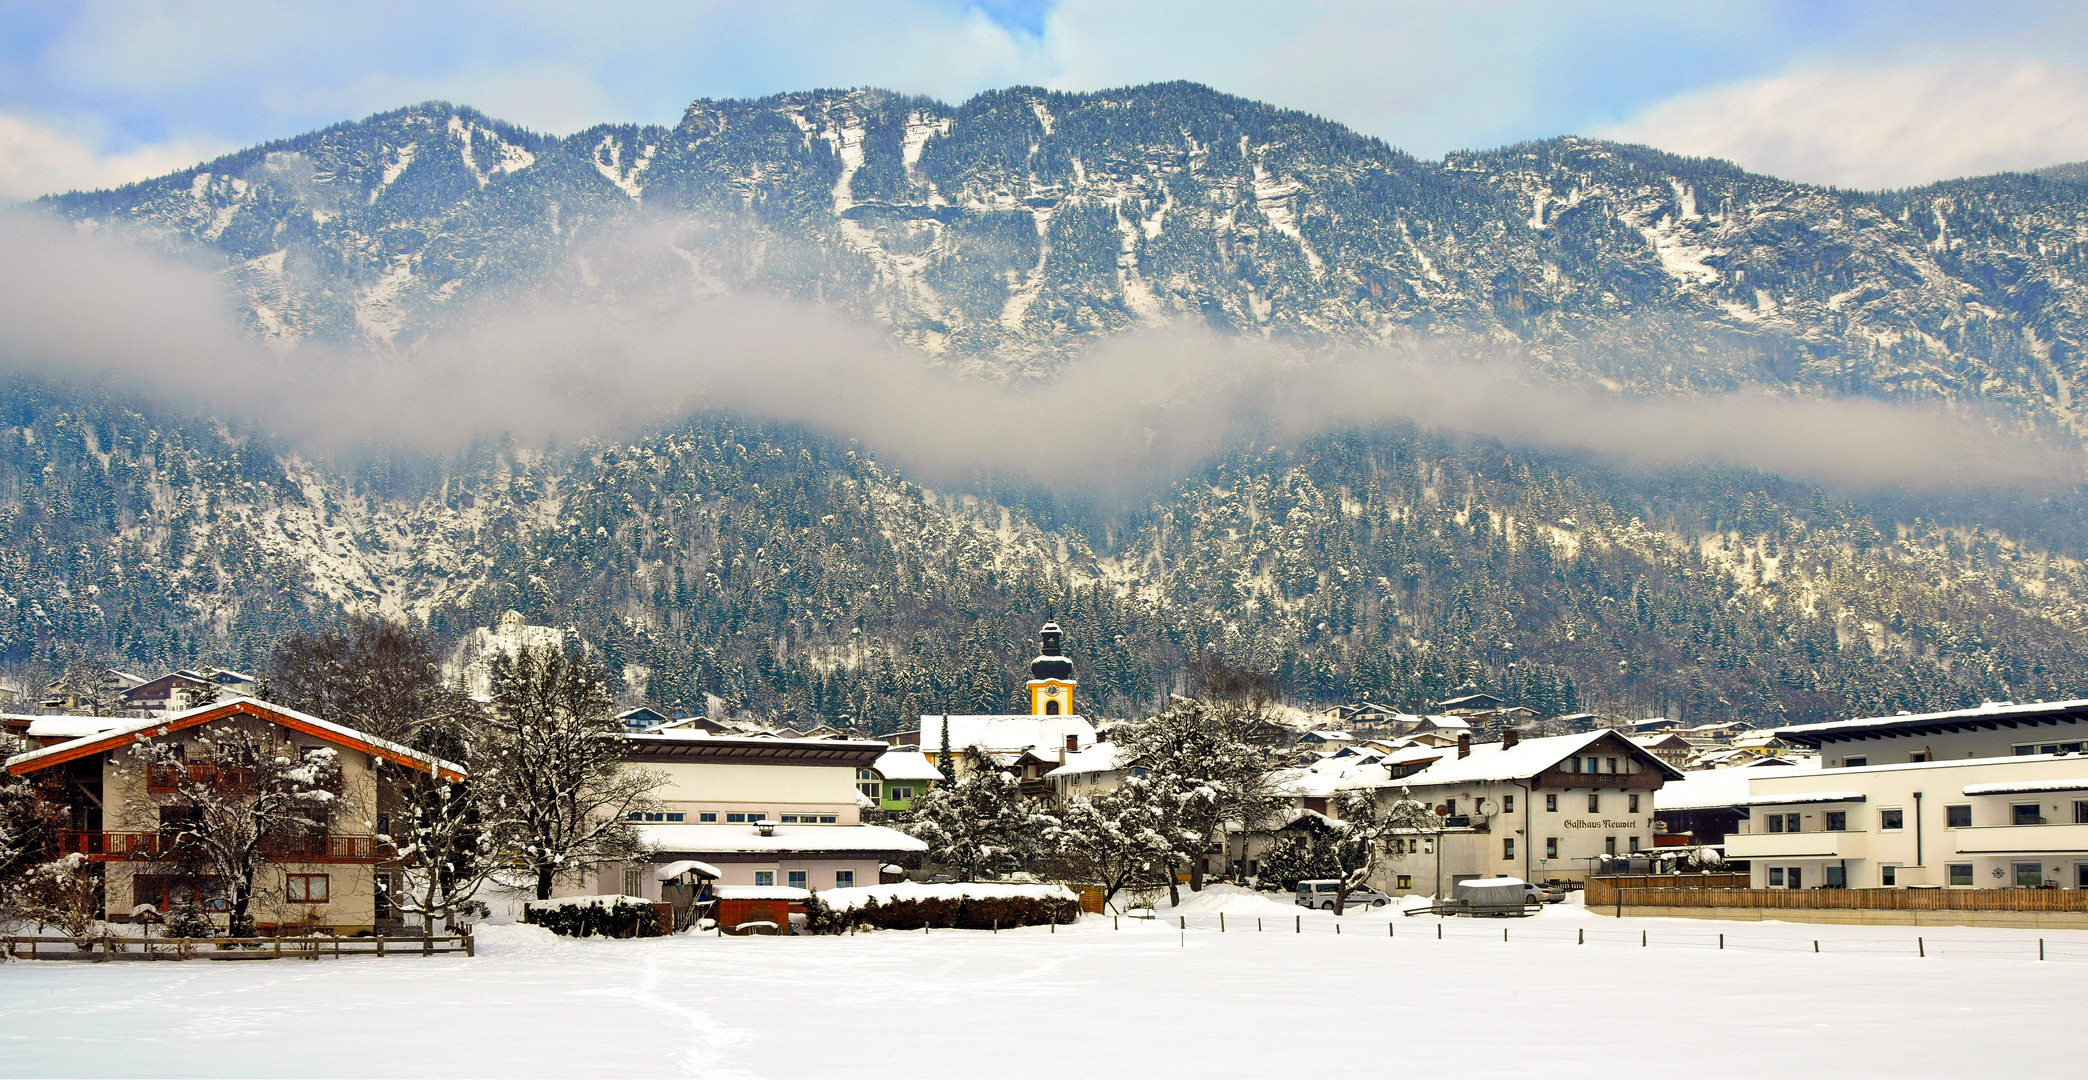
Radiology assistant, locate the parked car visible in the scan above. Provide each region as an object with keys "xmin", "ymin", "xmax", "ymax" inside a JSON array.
[
  {"xmin": 1525, "ymin": 883, "xmax": 1567, "ymax": 904},
  {"xmin": 1294, "ymin": 879, "xmax": 1393, "ymax": 911}
]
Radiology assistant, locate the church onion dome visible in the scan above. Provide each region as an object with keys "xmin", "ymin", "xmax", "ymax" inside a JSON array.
[{"xmin": 1030, "ymin": 621, "xmax": 1074, "ymax": 681}]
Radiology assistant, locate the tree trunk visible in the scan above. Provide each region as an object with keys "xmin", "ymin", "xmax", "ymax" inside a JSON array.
[
  {"xmin": 535, "ymin": 864, "xmax": 555, "ymax": 901},
  {"xmin": 1189, "ymin": 843, "xmax": 1207, "ymax": 892},
  {"xmin": 1166, "ymin": 863, "xmax": 1181, "ymax": 907}
]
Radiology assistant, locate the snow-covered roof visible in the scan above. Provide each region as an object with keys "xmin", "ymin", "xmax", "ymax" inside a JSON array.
[
  {"xmin": 25, "ymin": 716, "xmax": 128, "ymax": 739},
  {"xmin": 1653, "ymin": 767, "xmax": 1760, "ymax": 811},
  {"xmin": 914, "ymin": 714, "xmax": 1096, "ymax": 755},
  {"xmin": 638, "ymin": 822, "xmax": 928, "ymax": 854},
  {"xmin": 1462, "ymin": 876, "xmax": 1527, "ymax": 887},
  {"xmin": 1397, "ymin": 730, "xmax": 1683, "ymax": 786},
  {"xmin": 1962, "ymin": 778, "xmax": 2088, "ymax": 796},
  {"xmin": 816, "ymin": 882, "xmax": 1075, "ymax": 912},
  {"xmin": 1732, "ymin": 791, "xmax": 1868, "ymax": 807},
  {"xmin": 4, "ymin": 696, "xmax": 465, "ymax": 780},
  {"xmin": 655, "ymin": 860, "xmax": 722, "ymax": 881},
  {"xmin": 1043, "ymin": 743, "xmax": 1126, "ymax": 778},
  {"xmin": 1771, "ymin": 698, "xmax": 2088, "ymax": 743},
  {"xmin": 872, "ymin": 749, "xmax": 944, "ymax": 782}
]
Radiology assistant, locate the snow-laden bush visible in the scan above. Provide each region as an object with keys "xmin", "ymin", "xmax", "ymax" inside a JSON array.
[
  {"xmin": 802, "ymin": 883, "xmax": 1080, "ymax": 933},
  {"xmin": 523, "ymin": 895, "xmax": 664, "ymax": 938}
]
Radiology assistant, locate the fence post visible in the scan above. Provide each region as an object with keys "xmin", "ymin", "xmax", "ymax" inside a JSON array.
[
  {"xmin": 378, "ymin": 936, "xmax": 385, "ymax": 957},
  {"xmin": 1719, "ymin": 933, "xmax": 1724, "ymax": 950},
  {"xmin": 1437, "ymin": 924, "xmax": 1442, "ymax": 940},
  {"xmin": 1220, "ymin": 913, "xmax": 1225, "ymax": 933},
  {"xmin": 1813, "ymin": 940, "xmax": 1820, "ymax": 953},
  {"xmin": 1179, "ymin": 916, "xmax": 1186, "ymax": 931},
  {"xmin": 2040, "ymin": 938, "xmax": 2045, "ymax": 961},
  {"xmin": 464, "ymin": 929, "xmax": 475, "ymax": 958},
  {"xmin": 1336, "ymin": 923, "xmax": 1341, "ymax": 935},
  {"xmin": 1114, "ymin": 916, "xmax": 1119, "ymax": 931},
  {"xmin": 1389, "ymin": 922, "xmax": 1394, "ymax": 938},
  {"xmin": 274, "ymin": 936, "xmax": 282, "ymax": 960},
  {"xmin": 1642, "ymin": 930, "xmax": 1647, "ymax": 948},
  {"xmin": 1578, "ymin": 928, "xmax": 1584, "ymax": 945},
  {"xmin": 1257, "ymin": 918, "xmax": 1262, "ymax": 932},
  {"xmin": 1296, "ymin": 915, "xmax": 1300, "ymax": 934},
  {"xmin": 1503, "ymin": 928, "xmax": 1508, "ymax": 942},
  {"xmin": 1917, "ymin": 937, "xmax": 1923, "ymax": 958}
]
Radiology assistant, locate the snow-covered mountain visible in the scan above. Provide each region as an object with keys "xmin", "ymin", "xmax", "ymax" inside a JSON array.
[{"xmin": 14, "ymin": 82, "xmax": 2088, "ymax": 730}]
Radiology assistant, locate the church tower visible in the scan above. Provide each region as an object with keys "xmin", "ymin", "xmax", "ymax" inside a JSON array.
[{"xmin": 1026, "ymin": 622, "xmax": 1077, "ymax": 716}]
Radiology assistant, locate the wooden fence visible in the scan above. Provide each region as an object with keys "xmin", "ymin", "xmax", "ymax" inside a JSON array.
[
  {"xmin": 2, "ymin": 932, "xmax": 473, "ymax": 961},
  {"xmin": 1611, "ymin": 887, "xmax": 2088, "ymax": 912},
  {"xmin": 1585, "ymin": 874, "xmax": 1750, "ymax": 906}
]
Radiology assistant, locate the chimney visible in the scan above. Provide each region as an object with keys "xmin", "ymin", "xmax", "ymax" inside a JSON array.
[
  {"xmin": 753, "ymin": 819, "xmax": 776, "ymax": 837},
  {"xmin": 1502, "ymin": 730, "xmax": 1519, "ymax": 750},
  {"xmin": 1458, "ymin": 734, "xmax": 1471, "ymax": 759}
]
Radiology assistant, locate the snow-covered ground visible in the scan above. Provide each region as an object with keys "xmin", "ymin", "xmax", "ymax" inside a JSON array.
[{"xmin": 5, "ymin": 888, "xmax": 2085, "ymax": 1078}]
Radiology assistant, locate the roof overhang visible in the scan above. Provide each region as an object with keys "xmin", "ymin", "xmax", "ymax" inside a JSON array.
[
  {"xmin": 624, "ymin": 736, "xmax": 887, "ymax": 767},
  {"xmin": 5, "ymin": 698, "xmax": 464, "ymax": 781}
]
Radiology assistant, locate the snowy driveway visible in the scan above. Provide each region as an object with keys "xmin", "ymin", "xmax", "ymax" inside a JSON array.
[{"xmin": 4, "ymin": 898, "xmax": 2085, "ymax": 1078}]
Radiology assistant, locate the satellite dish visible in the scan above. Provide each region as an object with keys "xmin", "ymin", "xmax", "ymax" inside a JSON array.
[{"xmin": 1474, "ymin": 798, "xmax": 1498, "ymax": 817}]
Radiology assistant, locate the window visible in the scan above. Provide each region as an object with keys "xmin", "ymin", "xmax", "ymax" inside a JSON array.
[
  {"xmin": 623, "ymin": 869, "xmax": 643, "ymax": 897},
  {"xmin": 835, "ymin": 870, "xmax": 855, "ymax": 888},
  {"xmin": 1503, "ymin": 838, "xmax": 1515, "ymax": 859},
  {"xmin": 1628, "ymin": 793, "xmax": 1640, "ymax": 814},
  {"xmin": 2077, "ymin": 801, "xmax": 2088, "ymax": 825},
  {"xmin": 1606, "ymin": 757, "xmax": 1618, "ymax": 774},
  {"xmin": 1825, "ymin": 865, "xmax": 1845, "ymax": 889},
  {"xmin": 375, "ymin": 873, "xmax": 393, "ymax": 920},
  {"xmin": 1567, "ymin": 757, "xmax": 1580, "ymax": 774},
  {"xmin": 1603, "ymin": 836, "xmax": 1617, "ymax": 856},
  {"xmin": 2015, "ymin": 862, "xmax": 2044, "ymax": 888},
  {"xmin": 698, "ymin": 813, "xmax": 718, "ymax": 823},
  {"xmin": 1628, "ymin": 836, "xmax": 1640, "ymax": 852},
  {"xmin": 1947, "ymin": 863, "xmax": 1974, "ymax": 886},
  {"xmin": 754, "ymin": 871, "xmax": 775, "ymax": 887},
  {"xmin": 857, "ymin": 782, "xmax": 881, "ymax": 799},
  {"xmin": 780, "ymin": 815, "xmax": 800, "ymax": 823},
  {"xmin": 1946, "ymin": 804, "xmax": 1971, "ymax": 828},
  {"xmin": 375, "ymin": 813, "xmax": 390, "ymax": 836},
  {"xmin": 1546, "ymin": 837, "xmax": 1558, "ymax": 859},
  {"xmin": 1844, "ymin": 757, "xmax": 1868, "ymax": 768},
  {"xmin": 1824, "ymin": 811, "xmax": 1846, "ymax": 832},
  {"xmin": 1909, "ymin": 750, "xmax": 1930, "ymax": 763},
  {"xmin": 726, "ymin": 813, "xmax": 749, "ymax": 823},
  {"xmin": 818, "ymin": 816, "xmax": 837, "ymax": 824},
  {"xmin": 1784, "ymin": 813, "xmax": 1801, "ymax": 832},
  {"xmin": 1502, "ymin": 795, "xmax": 1514, "ymax": 814},
  {"xmin": 1588, "ymin": 794, "xmax": 1601, "ymax": 813},
  {"xmin": 1768, "ymin": 815, "xmax": 1785, "ymax": 834},
  {"xmin": 625, "ymin": 811, "xmax": 686, "ymax": 823},
  {"xmin": 285, "ymin": 873, "xmax": 329, "ymax": 904},
  {"xmin": 1768, "ymin": 867, "xmax": 1785, "ymax": 887},
  {"xmin": 1881, "ymin": 866, "xmax": 1897, "ymax": 887},
  {"xmin": 1396, "ymin": 875, "xmax": 1413, "ymax": 890},
  {"xmin": 1545, "ymin": 794, "xmax": 1558, "ymax": 813},
  {"xmin": 1785, "ymin": 867, "xmax": 1802, "ymax": 889},
  {"xmin": 787, "ymin": 870, "xmax": 808, "ymax": 890},
  {"xmin": 889, "ymin": 786, "xmax": 914, "ymax": 801},
  {"xmin": 1879, "ymin": 808, "xmax": 1905, "ymax": 830},
  {"xmin": 2012, "ymin": 803, "xmax": 2043, "ymax": 826}
]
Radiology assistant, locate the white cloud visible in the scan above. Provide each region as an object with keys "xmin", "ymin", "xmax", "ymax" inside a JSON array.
[
  {"xmin": 1604, "ymin": 56, "xmax": 2088, "ymax": 189},
  {"xmin": 0, "ymin": 112, "xmax": 225, "ymax": 202}
]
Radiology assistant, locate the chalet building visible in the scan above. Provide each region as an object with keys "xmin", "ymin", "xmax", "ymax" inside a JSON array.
[
  {"xmin": 1238, "ymin": 730, "xmax": 1681, "ymax": 893},
  {"xmin": 585, "ymin": 732, "xmax": 926, "ymax": 900},
  {"xmin": 1724, "ymin": 699, "xmax": 2088, "ymax": 891},
  {"xmin": 3, "ymin": 698, "xmax": 463, "ymax": 934},
  {"xmin": 1044, "ymin": 742, "xmax": 1133, "ymax": 799}
]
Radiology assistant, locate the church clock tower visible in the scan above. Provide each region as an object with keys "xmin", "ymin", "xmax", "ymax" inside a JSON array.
[{"xmin": 1026, "ymin": 622, "xmax": 1077, "ymax": 716}]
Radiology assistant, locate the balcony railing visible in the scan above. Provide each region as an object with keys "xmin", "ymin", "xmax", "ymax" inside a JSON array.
[
  {"xmin": 1724, "ymin": 829, "xmax": 1869, "ymax": 860},
  {"xmin": 56, "ymin": 831, "xmax": 385, "ymax": 864},
  {"xmin": 145, "ymin": 764, "xmax": 253, "ymax": 794}
]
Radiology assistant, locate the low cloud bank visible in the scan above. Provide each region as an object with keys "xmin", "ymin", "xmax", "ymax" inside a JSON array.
[{"xmin": 0, "ymin": 210, "xmax": 2073, "ymax": 499}]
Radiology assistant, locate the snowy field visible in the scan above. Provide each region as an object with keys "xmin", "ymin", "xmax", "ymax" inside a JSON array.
[{"xmin": 5, "ymin": 887, "xmax": 2086, "ymax": 1079}]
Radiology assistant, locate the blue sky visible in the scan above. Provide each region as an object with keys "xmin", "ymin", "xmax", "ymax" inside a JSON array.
[{"xmin": 1, "ymin": 0, "xmax": 2085, "ymax": 199}]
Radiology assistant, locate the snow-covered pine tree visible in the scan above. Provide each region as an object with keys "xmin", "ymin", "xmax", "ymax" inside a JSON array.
[
  {"xmin": 1252, "ymin": 831, "xmax": 1336, "ymax": 892},
  {"xmin": 906, "ymin": 746, "xmax": 1048, "ymax": 881},
  {"xmin": 120, "ymin": 726, "xmax": 346, "ymax": 935},
  {"xmin": 484, "ymin": 644, "xmax": 664, "ymax": 900}
]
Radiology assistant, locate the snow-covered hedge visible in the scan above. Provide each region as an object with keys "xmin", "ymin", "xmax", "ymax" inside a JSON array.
[
  {"xmin": 522, "ymin": 895, "xmax": 665, "ymax": 939},
  {"xmin": 802, "ymin": 883, "xmax": 1080, "ymax": 933}
]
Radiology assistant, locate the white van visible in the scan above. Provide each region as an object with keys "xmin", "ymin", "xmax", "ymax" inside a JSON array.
[{"xmin": 1294, "ymin": 879, "xmax": 1392, "ymax": 911}]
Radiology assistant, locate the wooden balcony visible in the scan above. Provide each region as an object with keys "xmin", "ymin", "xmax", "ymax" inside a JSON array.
[
  {"xmin": 56, "ymin": 831, "xmax": 387, "ymax": 864},
  {"xmin": 145, "ymin": 764, "xmax": 253, "ymax": 794}
]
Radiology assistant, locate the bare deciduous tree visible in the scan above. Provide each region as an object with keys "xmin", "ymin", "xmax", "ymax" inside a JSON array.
[{"xmin": 484, "ymin": 645, "xmax": 661, "ymax": 900}]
